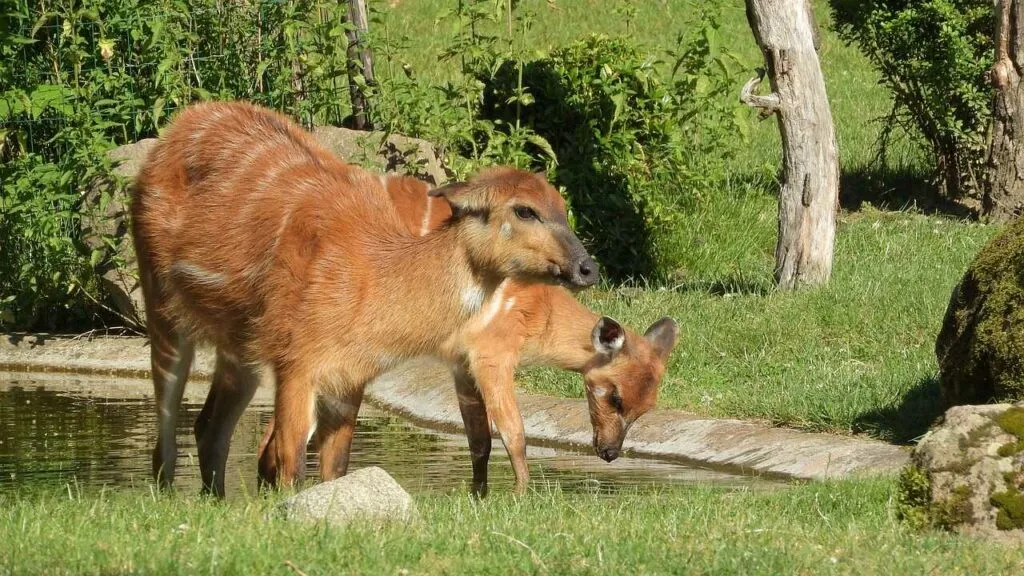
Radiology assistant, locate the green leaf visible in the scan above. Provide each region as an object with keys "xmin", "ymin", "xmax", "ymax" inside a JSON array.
[
  {"xmin": 526, "ymin": 133, "xmax": 558, "ymax": 164},
  {"xmin": 152, "ymin": 97, "xmax": 166, "ymax": 128},
  {"xmin": 28, "ymin": 84, "xmax": 73, "ymax": 118}
]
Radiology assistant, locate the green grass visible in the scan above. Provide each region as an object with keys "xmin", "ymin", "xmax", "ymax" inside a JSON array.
[
  {"xmin": 382, "ymin": 0, "xmax": 927, "ymax": 175},
  {"xmin": 372, "ymin": 0, "xmax": 992, "ymax": 441},
  {"xmin": 519, "ymin": 206, "xmax": 998, "ymax": 442},
  {"xmin": 2, "ymin": 479, "xmax": 1022, "ymax": 575}
]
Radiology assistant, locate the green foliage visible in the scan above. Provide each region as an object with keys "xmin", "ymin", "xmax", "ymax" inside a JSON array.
[
  {"xmin": 477, "ymin": 12, "xmax": 747, "ymax": 281},
  {"xmin": 996, "ymin": 406, "xmax": 1024, "ymax": 437},
  {"xmin": 3, "ymin": 0, "xmax": 745, "ymax": 326},
  {"xmin": 991, "ymin": 483, "xmax": 1024, "ymax": 531},
  {"xmin": 832, "ymin": 0, "xmax": 994, "ymax": 200},
  {"xmin": 897, "ymin": 465, "xmax": 974, "ymax": 531},
  {"xmin": 365, "ymin": 0, "xmax": 560, "ymax": 180},
  {"xmin": 896, "ymin": 465, "xmax": 934, "ymax": 529},
  {"xmin": 936, "ymin": 216, "xmax": 1024, "ymax": 405},
  {"xmin": 1, "ymin": 0, "xmax": 352, "ymax": 330}
]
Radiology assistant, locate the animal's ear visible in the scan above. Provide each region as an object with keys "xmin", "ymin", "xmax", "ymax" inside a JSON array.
[
  {"xmin": 592, "ymin": 316, "xmax": 625, "ymax": 357},
  {"xmin": 427, "ymin": 181, "xmax": 489, "ymax": 216},
  {"xmin": 644, "ymin": 317, "xmax": 679, "ymax": 361}
]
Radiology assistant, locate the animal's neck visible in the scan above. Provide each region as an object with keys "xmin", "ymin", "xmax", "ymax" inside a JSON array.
[
  {"xmin": 533, "ymin": 288, "xmax": 602, "ymax": 374},
  {"xmin": 376, "ymin": 224, "xmax": 503, "ymax": 328}
]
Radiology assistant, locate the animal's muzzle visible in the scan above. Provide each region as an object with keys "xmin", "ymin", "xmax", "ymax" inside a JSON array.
[
  {"xmin": 569, "ymin": 254, "xmax": 598, "ymax": 287},
  {"xmin": 597, "ymin": 446, "xmax": 620, "ymax": 462}
]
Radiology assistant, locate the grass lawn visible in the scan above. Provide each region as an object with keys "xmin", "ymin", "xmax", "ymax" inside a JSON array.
[
  {"xmin": 3, "ymin": 479, "xmax": 1022, "ymax": 575},
  {"xmin": 378, "ymin": 0, "xmax": 997, "ymax": 442},
  {"xmin": 382, "ymin": 0, "xmax": 926, "ymax": 174},
  {"xmin": 520, "ymin": 207, "xmax": 997, "ymax": 443},
  {"xmin": 2, "ymin": 3, "xmax": 1016, "ymax": 572}
]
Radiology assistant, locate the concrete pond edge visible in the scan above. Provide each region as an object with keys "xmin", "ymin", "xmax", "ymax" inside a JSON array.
[{"xmin": 0, "ymin": 333, "xmax": 909, "ymax": 482}]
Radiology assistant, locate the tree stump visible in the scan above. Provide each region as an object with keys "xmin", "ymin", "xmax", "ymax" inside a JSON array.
[
  {"xmin": 742, "ymin": 0, "xmax": 838, "ymax": 290},
  {"xmin": 985, "ymin": 0, "xmax": 1024, "ymax": 222}
]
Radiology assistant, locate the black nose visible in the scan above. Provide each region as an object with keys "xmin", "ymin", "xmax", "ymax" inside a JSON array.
[
  {"xmin": 571, "ymin": 256, "xmax": 598, "ymax": 287},
  {"xmin": 597, "ymin": 447, "xmax": 619, "ymax": 462}
]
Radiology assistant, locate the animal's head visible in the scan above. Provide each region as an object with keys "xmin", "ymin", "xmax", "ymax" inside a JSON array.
[
  {"xmin": 582, "ymin": 316, "xmax": 679, "ymax": 462},
  {"xmin": 428, "ymin": 167, "xmax": 598, "ymax": 289}
]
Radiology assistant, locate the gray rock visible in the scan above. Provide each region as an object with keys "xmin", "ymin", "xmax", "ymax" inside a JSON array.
[
  {"xmin": 79, "ymin": 140, "xmax": 157, "ymax": 329},
  {"xmin": 903, "ymin": 402, "xmax": 1024, "ymax": 539},
  {"xmin": 82, "ymin": 128, "xmax": 449, "ymax": 325},
  {"xmin": 313, "ymin": 126, "xmax": 450, "ymax": 187},
  {"xmin": 277, "ymin": 466, "xmax": 417, "ymax": 526}
]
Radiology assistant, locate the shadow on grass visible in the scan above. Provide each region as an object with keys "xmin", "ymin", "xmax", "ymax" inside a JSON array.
[
  {"xmin": 669, "ymin": 276, "xmax": 775, "ymax": 297},
  {"xmin": 851, "ymin": 375, "xmax": 945, "ymax": 444},
  {"xmin": 840, "ymin": 165, "xmax": 975, "ymax": 219}
]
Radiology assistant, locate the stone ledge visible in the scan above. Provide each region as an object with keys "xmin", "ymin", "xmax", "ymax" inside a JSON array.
[{"xmin": 1, "ymin": 333, "xmax": 909, "ymax": 481}]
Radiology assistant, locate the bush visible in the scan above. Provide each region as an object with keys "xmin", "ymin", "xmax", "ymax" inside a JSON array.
[
  {"xmin": 2, "ymin": 0, "xmax": 745, "ymax": 327},
  {"xmin": 832, "ymin": 0, "xmax": 994, "ymax": 201},
  {"xmin": 1, "ymin": 0, "xmax": 352, "ymax": 330},
  {"xmin": 478, "ymin": 25, "xmax": 745, "ymax": 281}
]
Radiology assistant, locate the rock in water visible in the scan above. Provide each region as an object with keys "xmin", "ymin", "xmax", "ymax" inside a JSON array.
[
  {"xmin": 936, "ymin": 217, "xmax": 1024, "ymax": 406},
  {"xmin": 900, "ymin": 402, "xmax": 1024, "ymax": 539},
  {"xmin": 278, "ymin": 467, "xmax": 418, "ymax": 526}
]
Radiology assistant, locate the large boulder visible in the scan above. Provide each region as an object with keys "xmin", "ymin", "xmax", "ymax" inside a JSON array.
[
  {"xmin": 899, "ymin": 402, "xmax": 1024, "ymax": 539},
  {"xmin": 312, "ymin": 126, "xmax": 449, "ymax": 187},
  {"xmin": 81, "ymin": 128, "xmax": 450, "ymax": 327},
  {"xmin": 277, "ymin": 466, "xmax": 418, "ymax": 526},
  {"xmin": 936, "ymin": 217, "xmax": 1024, "ymax": 406}
]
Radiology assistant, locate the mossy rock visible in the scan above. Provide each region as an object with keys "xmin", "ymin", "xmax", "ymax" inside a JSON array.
[
  {"xmin": 936, "ymin": 217, "xmax": 1024, "ymax": 406},
  {"xmin": 904, "ymin": 402, "xmax": 1024, "ymax": 539}
]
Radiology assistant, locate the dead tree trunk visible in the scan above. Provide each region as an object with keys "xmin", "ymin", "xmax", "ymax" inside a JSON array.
[
  {"xmin": 742, "ymin": 0, "xmax": 838, "ymax": 290},
  {"xmin": 346, "ymin": 0, "xmax": 375, "ymax": 130},
  {"xmin": 985, "ymin": 0, "xmax": 1024, "ymax": 221}
]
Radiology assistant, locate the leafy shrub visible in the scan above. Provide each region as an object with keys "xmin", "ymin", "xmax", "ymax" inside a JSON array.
[
  {"xmin": 1, "ymin": 0, "xmax": 351, "ymax": 330},
  {"xmin": 478, "ymin": 23, "xmax": 746, "ymax": 281},
  {"xmin": 366, "ymin": 0, "xmax": 557, "ymax": 179},
  {"xmin": 832, "ymin": 0, "xmax": 994, "ymax": 200},
  {"xmin": 2, "ymin": 0, "xmax": 745, "ymax": 328}
]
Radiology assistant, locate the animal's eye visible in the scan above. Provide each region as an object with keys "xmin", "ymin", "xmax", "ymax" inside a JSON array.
[
  {"xmin": 609, "ymin": 390, "xmax": 623, "ymax": 412},
  {"xmin": 513, "ymin": 205, "xmax": 539, "ymax": 221}
]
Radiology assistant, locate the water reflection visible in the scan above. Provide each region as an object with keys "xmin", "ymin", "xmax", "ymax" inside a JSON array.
[{"xmin": 0, "ymin": 373, "xmax": 774, "ymax": 497}]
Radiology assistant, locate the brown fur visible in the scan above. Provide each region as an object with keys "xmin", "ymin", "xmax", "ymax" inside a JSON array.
[
  {"xmin": 131, "ymin": 100, "xmax": 593, "ymax": 496},
  {"xmin": 256, "ymin": 177, "xmax": 680, "ymax": 495}
]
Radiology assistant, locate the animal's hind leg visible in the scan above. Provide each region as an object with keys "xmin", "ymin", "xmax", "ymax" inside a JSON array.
[
  {"xmin": 148, "ymin": 310, "xmax": 195, "ymax": 489},
  {"xmin": 452, "ymin": 366, "xmax": 492, "ymax": 498},
  {"xmin": 196, "ymin": 350, "xmax": 260, "ymax": 497}
]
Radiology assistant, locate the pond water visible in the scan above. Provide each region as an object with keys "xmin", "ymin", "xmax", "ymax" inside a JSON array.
[{"xmin": 0, "ymin": 372, "xmax": 777, "ymax": 497}]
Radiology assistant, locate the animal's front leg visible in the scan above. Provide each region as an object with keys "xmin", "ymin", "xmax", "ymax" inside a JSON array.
[
  {"xmin": 452, "ymin": 366, "xmax": 492, "ymax": 497},
  {"xmin": 259, "ymin": 365, "xmax": 315, "ymax": 490},
  {"xmin": 470, "ymin": 357, "xmax": 529, "ymax": 494},
  {"xmin": 313, "ymin": 387, "xmax": 365, "ymax": 481}
]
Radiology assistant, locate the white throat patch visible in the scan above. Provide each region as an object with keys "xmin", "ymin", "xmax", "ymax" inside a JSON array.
[
  {"xmin": 472, "ymin": 279, "xmax": 509, "ymax": 327},
  {"xmin": 461, "ymin": 281, "xmax": 486, "ymax": 314}
]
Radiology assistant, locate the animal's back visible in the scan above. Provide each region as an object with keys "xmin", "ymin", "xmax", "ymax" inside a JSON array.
[{"xmin": 131, "ymin": 101, "xmax": 397, "ymax": 353}]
